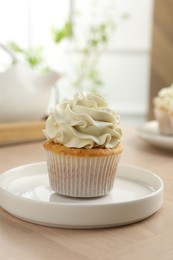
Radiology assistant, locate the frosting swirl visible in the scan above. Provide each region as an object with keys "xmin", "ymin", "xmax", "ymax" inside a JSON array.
[
  {"xmin": 44, "ymin": 92, "xmax": 122, "ymax": 148},
  {"xmin": 154, "ymin": 84, "xmax": 173, "ymax": 110}
]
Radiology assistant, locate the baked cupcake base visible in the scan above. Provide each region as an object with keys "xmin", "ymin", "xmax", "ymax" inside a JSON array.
[{"xmin": 43, "ymin": 141, "xmax": 123, "ymax": 198}]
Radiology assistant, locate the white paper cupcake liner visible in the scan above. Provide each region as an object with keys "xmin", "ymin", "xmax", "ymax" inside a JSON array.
[
  {"xmin": 45, "ymin": 151, "xmax": 121, "ymax": 197},
  {"xmin": 170, "ymin": 114, "xmax": 173, "ymax": 129},
  {"xmin": 154, "ymin": 108, "xmax": 173, "ymax": 135}
]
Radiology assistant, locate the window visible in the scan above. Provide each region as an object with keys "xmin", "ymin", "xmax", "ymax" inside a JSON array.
[{"xmin": 0, "ymin": 0, "xmax": 154, "ymax": 122}]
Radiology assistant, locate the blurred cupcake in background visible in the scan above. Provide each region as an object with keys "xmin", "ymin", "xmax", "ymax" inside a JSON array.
[
  {"xmin": 153, "ymin": 84, "xmax": 173, "ymax": 135},
  {"xmin": 170, "ymin": 100, "xmax": 173, "ymax": 131}
]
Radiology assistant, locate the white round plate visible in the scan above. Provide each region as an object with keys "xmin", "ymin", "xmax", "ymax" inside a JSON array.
[
  {"xmin": 136, "ymin": 121, "xmax": 173, "ymax": 151},
  {"xmin": 0, "ymin": 162, "xmax": 164, "ymax": 229}
]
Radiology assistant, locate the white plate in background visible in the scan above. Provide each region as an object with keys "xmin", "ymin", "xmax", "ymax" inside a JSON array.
[
  {"xmin": 0, "ymin": 162, "xmax": 164, "ymax": 229},
  {"xmin": 136, "ymin": 121, "xmax": 173, "ymax": 151}
]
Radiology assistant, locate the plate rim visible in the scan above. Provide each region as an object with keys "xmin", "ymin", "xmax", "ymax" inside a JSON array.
[
  {"xmin": 136, "ymin": 120, "xmax": 173, "ymax": 147},
  {"xmin": 0, "ymin": 162, "xmax": 164, "ymax": 228},
  {"xmin": 0, "ymin": 161, "xmax": 164, "ymax": 207}
]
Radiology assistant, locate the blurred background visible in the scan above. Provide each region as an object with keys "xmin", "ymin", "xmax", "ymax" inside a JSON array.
[{"xmin": 0, "ymin": 0, "xmax": 155, "ymax": 126}]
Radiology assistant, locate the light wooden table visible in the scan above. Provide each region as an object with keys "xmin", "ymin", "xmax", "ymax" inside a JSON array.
[{"xmin": 0, "ymin": 126, "xmax": 173, "ymax": 260}]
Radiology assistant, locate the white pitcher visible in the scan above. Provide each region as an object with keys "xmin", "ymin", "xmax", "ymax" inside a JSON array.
[{"xmin": 0, "ymin": 43, "xmax": 61, "ymax": 122}]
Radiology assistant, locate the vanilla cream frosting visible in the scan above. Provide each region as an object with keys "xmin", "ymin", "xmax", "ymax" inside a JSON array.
[
  {"xmin": 44, "ymin": 92, "xmax": 122, "ymax": 148},
  {"xmin": 154, "ymin": 84, "xmax": 173, "ymax": 110}
]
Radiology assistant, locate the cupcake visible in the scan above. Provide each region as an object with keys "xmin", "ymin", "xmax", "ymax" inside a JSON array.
[
  {"xmin": 153, "ymin": 84, "xmax": 173, "ymax": 135},
  {"xmin": 170, "ymin": 101, "xmax": 173, "ymax": 130},
  {"xmin": 43, "ymin": 92, "xmax": 123, "ymax": 198}
]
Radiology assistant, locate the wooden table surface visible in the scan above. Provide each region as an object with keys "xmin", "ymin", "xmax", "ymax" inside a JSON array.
[{"xmin": 0, "ymin": 126, "xmax": 173, "ymax": 260}]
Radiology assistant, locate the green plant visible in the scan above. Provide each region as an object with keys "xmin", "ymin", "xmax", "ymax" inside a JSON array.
[
  {"xmin": 51, "ymin": 21, "xmax": 72, "ymax": 44},
  {"xmin": 7, "ymin": 1, "xmax": 129, "ymax": 91},
  {"xmin": 51, "ymin": 19, "xmax": 116, "ymax": 92},
  {"xmin": 51, "ymin": 1, "xmax": 128, "ymax": 92},
  {"xmin": 8, "ymin": 41, "xmax": 51, "ymax": 73},
  {"xmin": 7, "ymin": 21, "xmax": 72, "ymax": 73},
  {"xmin": 72, "ymin": 20, "xmax": 116, "ymax": 92}
]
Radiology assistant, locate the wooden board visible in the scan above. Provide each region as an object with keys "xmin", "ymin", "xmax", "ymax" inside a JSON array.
[
  {"xmin": 0, "ymin": 120, "xmax": 46, "ymax": 145},
  {"xmin": 148, "ymin": 0, "xmax": 173, "ymax": 119}
]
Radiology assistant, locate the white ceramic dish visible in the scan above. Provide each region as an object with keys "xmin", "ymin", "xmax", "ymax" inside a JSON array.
[
  {"xmin": 136, "ymin": 121, "xmax": 173, "ymax": 151},
  {"xmin": 0, "ymin": 162, "xmax": 164, "ymax": 229}
]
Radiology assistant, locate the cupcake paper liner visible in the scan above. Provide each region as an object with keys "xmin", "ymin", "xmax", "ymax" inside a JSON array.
[
  {"xmin": 154, "ymin": 108, "xmax": 173, "ymax": 135},
  {"xmin": 45, "ymin": 151, "xmax": 121, "ymax": 197}
]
